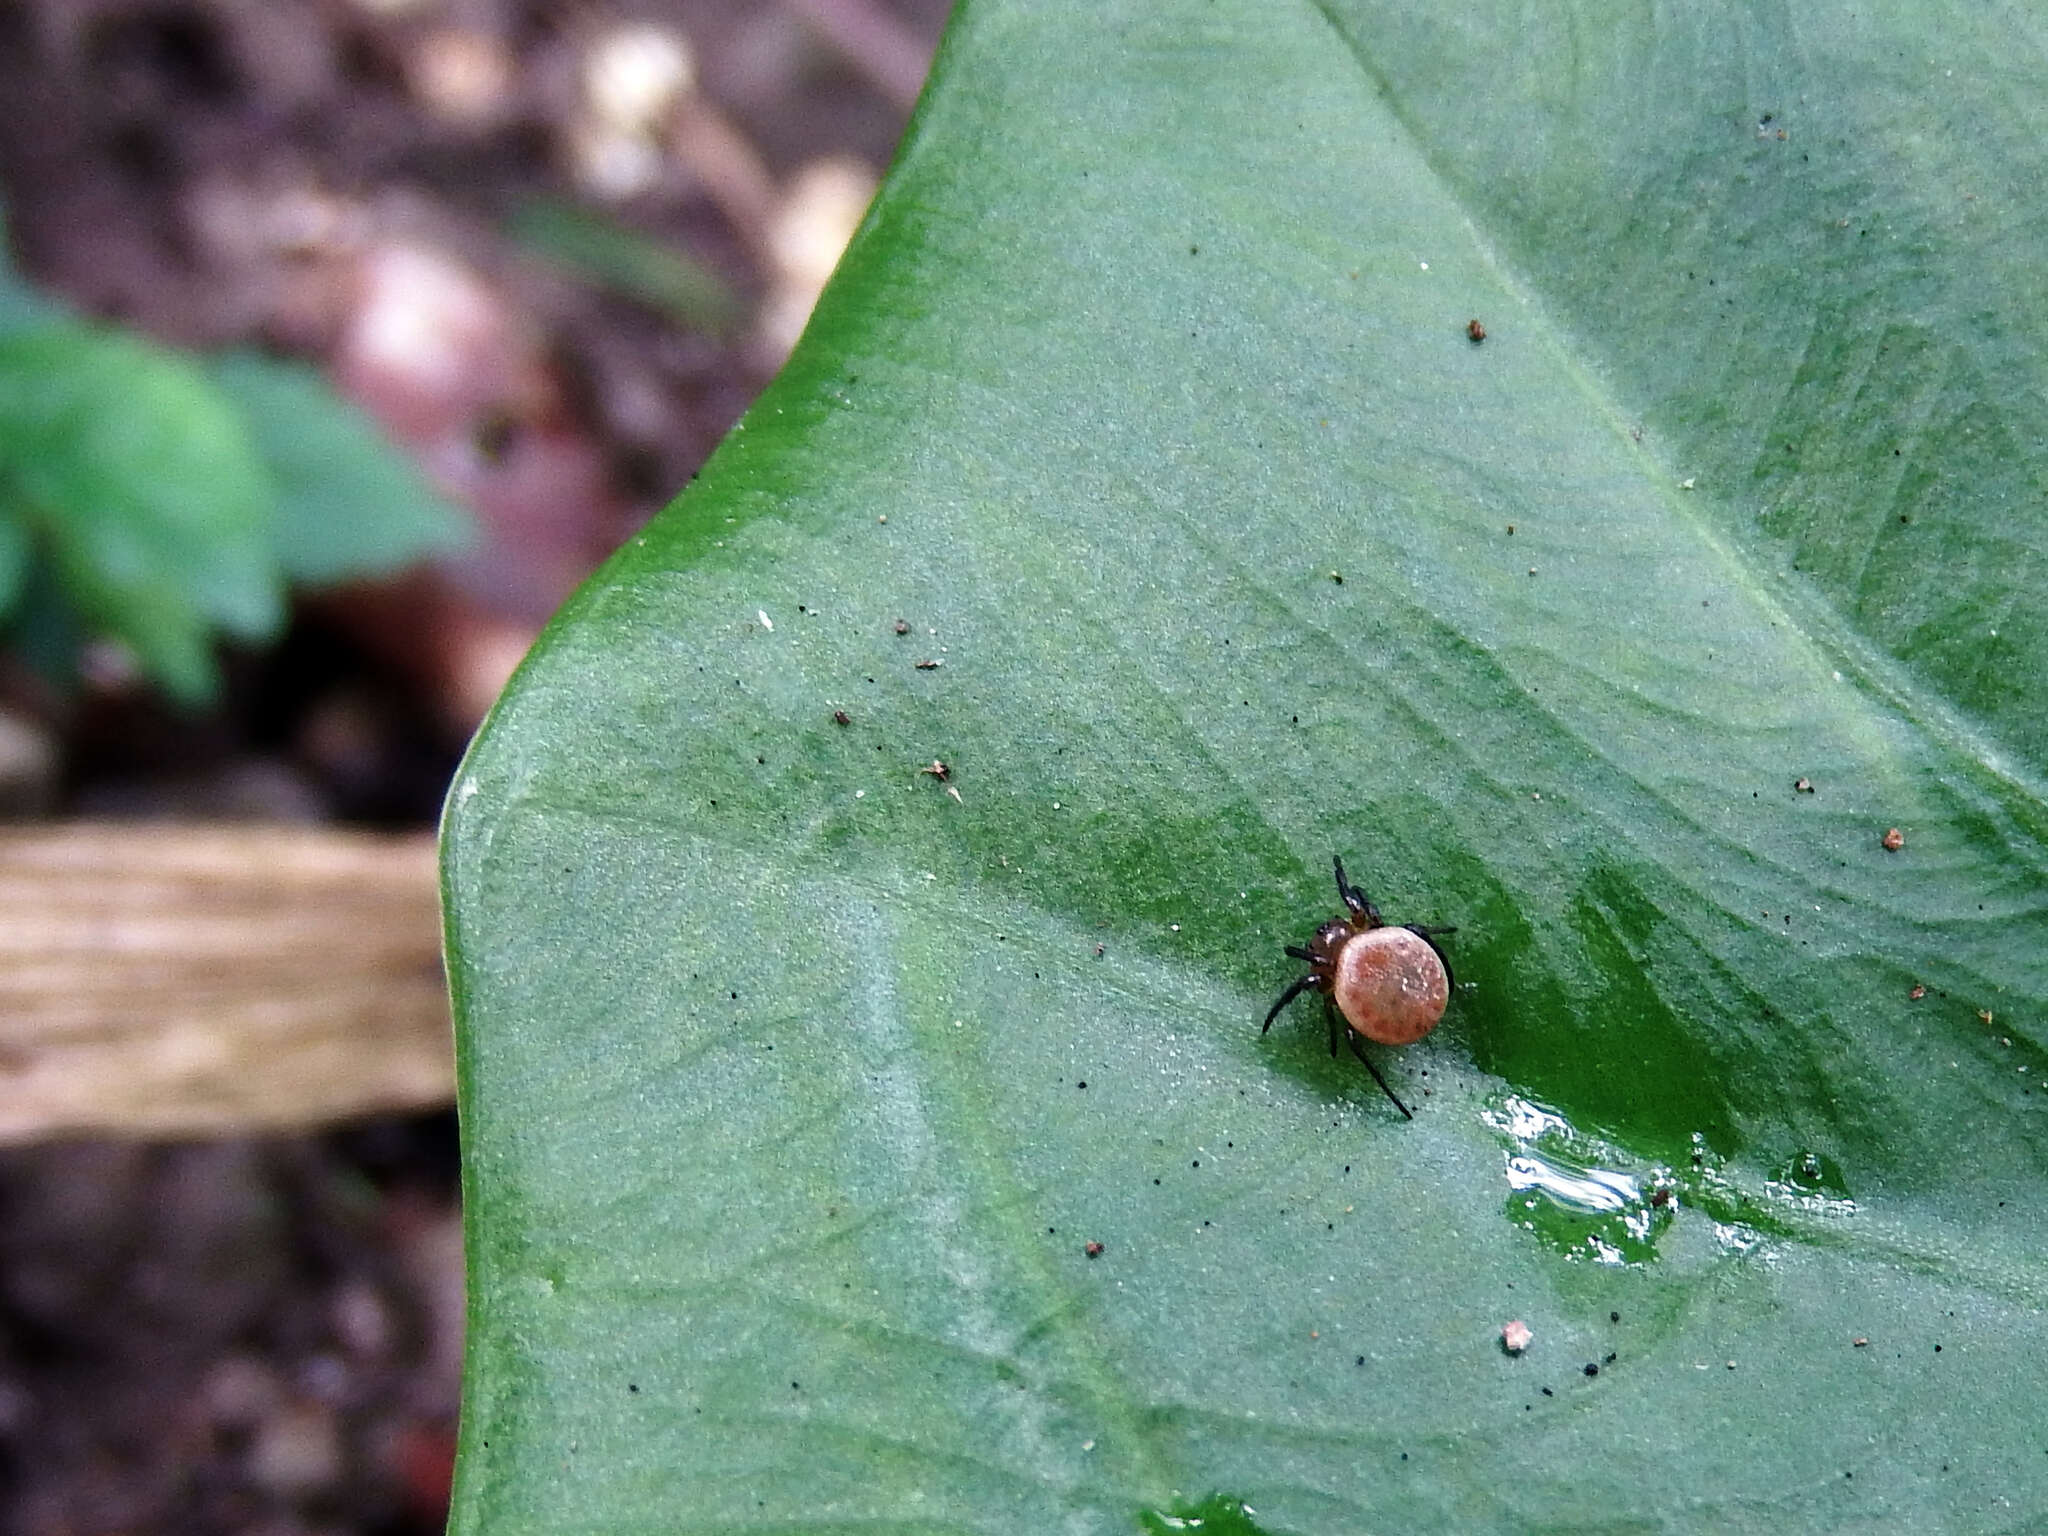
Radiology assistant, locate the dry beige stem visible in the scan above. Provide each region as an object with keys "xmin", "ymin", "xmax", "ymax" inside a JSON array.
[{"xmin": 0, "ymin": 824, "xmax": 450, "ymax": 1142}]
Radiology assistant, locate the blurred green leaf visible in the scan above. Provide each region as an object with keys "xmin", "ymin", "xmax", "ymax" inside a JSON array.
[
  {"xmin": 0, "ymin": 321, "xmax": 281, "ymax": 701},
  {"xmin": 511, "ymin": 199, "xmax": 744, "ymax": 338},
  {"xmin": 0, "ymin": 202, "xmax": 65, "ymax": 337},
  {"xmin": 210, "ymin": 350, "xmax": 472, "ymax": 585},
  {"xmin": 442, "ymin": 2, "xmax": 2048, "ymax": 1531}
]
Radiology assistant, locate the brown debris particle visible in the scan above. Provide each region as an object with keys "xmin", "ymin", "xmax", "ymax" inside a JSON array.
[
  {"xmin": 1881, "ymin": 827, "xmax": 1904, "ymax": 851},
  {"xmin": 832, "ymin": 710, "xmax": 850, "ymax": 726},
  {"xmin": 1467, "ymin": 318, "xmax": 1487, "ymax": 343},
  {"xmin": 1501, "ymin": 1319, "xmax": 1532, "ymax": 1354},
  {"xmin": 914, "ymin": 658, "xmax": 941, "ymax": 670},
  {"xmin": 1084, "ymin": 1241, "xmax": 1104, "ymax": 1259},
  {"xmin": 1853, "ymin": 1337, "xmax": 1869, "ymax": 1348},
  {"xmin": 1909, "ymin": 985, "xmax": 1926, "ymax": 1001},
  {"xmin": 921, "ymin": 759, "xmax": 949, "ymax": 781},
  {"xmin": 1794, "ymin": 777, "xmax": 1814, "ymax": 793},
  {"xmin": 893, "ymin": 619, "xmax": 910, "ymax": 634}
]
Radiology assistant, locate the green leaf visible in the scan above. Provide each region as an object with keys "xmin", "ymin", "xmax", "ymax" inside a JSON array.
[
  {"xmin": 209, "ymin": 350, "xmax": 472, "ymax": 585},
  {"xmin": 442, "ymin": 2, "xmax": 2048, "ymax": 1530},
  {"xmin": 510, "ymin": 200, "xmax": 745, "ymax": 339},
  {"xmin": 0, "ymin": 513, "xmax": 31, "ymax": 620},
  {"xmin": 0, "ymin": 200, "xmax": 67, "ymax": 337},
  {"xmin": 0, "ymin": 321, "xmax": 282, "ymax": 701}
]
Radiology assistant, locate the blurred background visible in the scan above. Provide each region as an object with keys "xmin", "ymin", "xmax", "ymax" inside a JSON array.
[{"xmin": 0, "ymin": 0, "xmax": 946, "ymax": 1528}]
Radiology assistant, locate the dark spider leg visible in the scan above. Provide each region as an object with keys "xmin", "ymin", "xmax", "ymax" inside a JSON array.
[
  {"xmin": 1403, "ymin": 925, "xmax": 1457, "ymax": 990},
  {"xmin": 1262, "ymin": 975, "xmax": 1318, "ymax": 1033},
  {"xmin": 1284, "ymin": 945, "xmax": 1316, "ymax": 962},
  {"xmin": 1331, "ymin": 855, "xmax": 1382, "ymax": 927},
  {"xmin": 1347, "ymin": 1030, "xmax": 1415, "ymax": 1119},
  {"xmin": 1324, "ymin": 996, "xmax": 1342, "ymax": 1057}
]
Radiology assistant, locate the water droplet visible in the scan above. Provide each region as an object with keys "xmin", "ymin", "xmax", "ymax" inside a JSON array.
[
  {"xmin": 1483, "ymin": 1095, "xmax": 1675, "ymax": 1264},
  {"xmin": 1766, "ymin": 1151, "xmax": 1856, "ymax": 1215}
]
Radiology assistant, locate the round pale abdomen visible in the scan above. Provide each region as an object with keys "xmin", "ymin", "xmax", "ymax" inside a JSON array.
[{"xmin": 1332, "ymin": 926, "xmax": 1448, "ymax": 1045}]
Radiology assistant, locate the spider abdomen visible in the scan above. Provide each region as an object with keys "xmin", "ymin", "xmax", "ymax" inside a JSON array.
[{"xmin": 1332, "ymin": 927, "xmax": 1449, "ymax": 1046}]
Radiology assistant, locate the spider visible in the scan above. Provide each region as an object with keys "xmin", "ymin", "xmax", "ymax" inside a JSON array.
[{"xmin": 1262, "ymin": 855, "xmax": 1456, "ymax": 1119}]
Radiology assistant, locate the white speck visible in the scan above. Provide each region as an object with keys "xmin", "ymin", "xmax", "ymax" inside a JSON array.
[
  {"xmin": 455, "ymin": 778, "xmax": 479, "ymax": 803},
  {"xmin": 1833, "ymin": 670, "xmax": 1843, "ymax": 681},
  {"xmin": 1052, "ymin": 801, "xmax": 1061, "ymax": 809},
  {"xmin": 1170, "ymin": 924, "xmax": 1181, "ymax": 932},
  {"xmin": 1082, "ymin": 1440, "xmax": 1095, "ymax": 1452},
  {"xmin": 855, "ymin": 790, "xmax": 865, "ymax": 799},
  {"xmin": 878, "ymin": 515, "xmax": 887, "ymax": 523},
  {"xmin": 1680, "ymin": 477, "xmax": 1696, "ymax": 490},
  {"xmin": 1419, "ymin": 260, "xmax": 1429, "ymax": 270},
  {"xmin": 757, "ymin": 609, "xmax": 772, "ymax": 630},
  {"xmin": 922, "ymin": 872, "xmax": 936, "ymax": 882}
]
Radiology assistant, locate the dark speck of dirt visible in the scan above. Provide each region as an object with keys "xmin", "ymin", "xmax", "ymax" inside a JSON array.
[
  {"xmin": 1604, "ymin": 1352, "xmax": 1616, "ymax": 1364},
  {"xmin": 833, "ymin": 710, "xmax": 850, "ymax": 725},
  {"xmin": 1610, "ymin": 1312, "xmax": 1620, "ymax": 1322},
  {"xmin": 1541, "ymin": 1387, "xmax": 1554, "ymax": 1397},
  {"xmin": 1584, "ymin": 1363, "xmax": 1599, "ymax": 1377},
  {"xmin": 1076, "ymin": 1081, "xmax": 1086, "ymax": 1089},
  {"xmin": 1467, "ymin": 318, "xmax": 1486, "ymax": 342}
]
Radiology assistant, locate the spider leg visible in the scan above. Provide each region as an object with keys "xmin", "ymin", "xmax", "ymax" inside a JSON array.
[
  {"xmin": 1347, "ymin": 1030, "xmax": 1415, "ymax": 1119},
  {"xmin": 1283, "ymin": 944, "xmax": 1316, "ymax": 962},
  {"xmin": 1404, "ymin": 924, "xmax": 1456, "ymax": 991},
  {"xmin": 1331, "ymin": 854, "xmax": 1382, "ymax": 927},
  {"xmin": 1261, "ymin": 975, "xmax": 1318, "ymax": 1033},
  {"xmin": 1324, "ymin": 995, "xmax": 1342, "ymax": 1057}
]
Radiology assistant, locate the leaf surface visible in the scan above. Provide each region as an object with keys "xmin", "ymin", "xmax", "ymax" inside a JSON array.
[{"xmin": 443, "ymin": 3, "xmax": 2048, "ymax": 1529}]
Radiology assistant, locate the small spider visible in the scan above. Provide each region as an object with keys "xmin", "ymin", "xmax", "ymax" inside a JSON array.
[{"xmin": 1262, "ymin": 855, "xmax": 1456, "ymax": 1119}]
